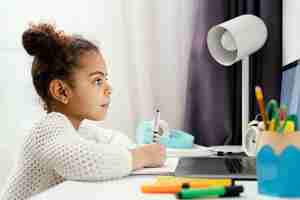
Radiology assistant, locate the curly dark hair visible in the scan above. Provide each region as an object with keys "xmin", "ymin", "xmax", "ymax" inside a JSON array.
[{"xmin": 22, "ymin": 23, "xmax": 99, "ymax": 112}]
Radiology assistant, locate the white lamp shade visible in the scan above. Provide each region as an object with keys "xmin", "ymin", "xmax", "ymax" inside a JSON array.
[{"xmin": 207, "ymin": 14, "xmax": 268, "ymax": 66}]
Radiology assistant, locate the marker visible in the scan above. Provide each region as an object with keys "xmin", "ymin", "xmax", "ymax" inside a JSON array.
[
  {"xmin": 176, "ymin": 185, "xmax": 244, "ymax": 199},
  {"xmin": 155, "ymin": 176, "xmax": 232, "ymax": 186},
  {"xmin": 287, "ymin": 114, "xmax": 298, "ymax": 131},
  {"xmin": 280, "ymin": 115, "xmax": 298, "ymax": 133},
  {"xmin": 279, "ymin": 105, "xmax": 287, "ymax": 121},
  {"xmin": 266, "ymin": 99, "xmax": 280, "ymax": 132},
  {"xmin": 141, "ymin": 180, "xmax": 232, "ymax": 194},
  {"xmin": 141, "ymin": 183, "xmax": 182, "ymax": 193},
  {"xmin": 266, "ymin": 99, "xmax": 279, "ymax": 121},
  {"xmin": 269, "ymin": 119, "xmax": 275, "ymax": 131},
  {"xmin": 152, "ymin": 109, "xmax": 160, "ymax": 143},
  {"xmin": 141, "ymin": 182, "xmax": 209, "ymax": 194},
  {"xmin": 284, "ymin": 121, "xmax": 295, "ymax": 134},
  {"xmin": 255, "ymin": 86, "xmax": 268, "ymax": 130},
  {"xmin": 273, "ymin": 110, "xmax": 280, "ymax": 132}
]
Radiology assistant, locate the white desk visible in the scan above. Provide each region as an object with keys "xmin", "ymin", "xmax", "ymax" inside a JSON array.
[
  {"xmin": 29, "ymin": 174, "xmax": 292, "ymax": 200},
  {"xmin": 28, "ymin": 152, "xmax": 295, "ymax": 200}
]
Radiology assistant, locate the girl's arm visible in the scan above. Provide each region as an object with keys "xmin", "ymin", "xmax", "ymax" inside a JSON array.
[
  {"xmin": 46, "ymin": 133, "xmax": 133, "ymax": 181},
  {"xmin": 36, "ymin": 113, "xmax": 133, "ymax": 181},
  {"xmin": 78, "ymin": 122, "xmax": 135, "ymax": 149}
]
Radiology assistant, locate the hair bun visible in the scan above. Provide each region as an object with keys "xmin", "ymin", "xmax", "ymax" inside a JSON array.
[{"xmin": 22, "ymin": 23, "xmax": 68, "ymax": 62}]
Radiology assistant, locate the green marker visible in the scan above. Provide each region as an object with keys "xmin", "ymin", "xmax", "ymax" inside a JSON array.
[
  {"xmin": 273, "ymin": 110, "xmax": 280, "ymax": 132},
  {"xmin": 176, "ymin": 185, "xmax": 244, "ymax": 199},
  {"xmin": 266, "ymin": 99, "xmax": 279, "ymax": 120},
  {"xmin": 287, "ymin": 114, "xmax": 298, "ymax": 131},
  {"xmin": 280, "ymin": 114, "xmax": 299, "ymax": 133}
]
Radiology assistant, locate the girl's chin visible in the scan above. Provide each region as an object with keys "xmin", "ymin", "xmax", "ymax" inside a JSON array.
[
  {"xmin": 86, "ymin": 107, "xmax": 108, "ymax": 121},
  {"xmin": 94, "ymin": 111, "xmax": 107, "ymax": 121}
]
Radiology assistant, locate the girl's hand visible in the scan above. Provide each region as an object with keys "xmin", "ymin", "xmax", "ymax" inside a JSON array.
[{"xmin": 130, "ymin": 144, "xmax": 166, "ymax": 170}]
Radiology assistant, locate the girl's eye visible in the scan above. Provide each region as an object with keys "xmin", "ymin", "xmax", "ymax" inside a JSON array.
[{"xmin": 95, "ymin": 79, "xmax": 103, "ymax": 85}]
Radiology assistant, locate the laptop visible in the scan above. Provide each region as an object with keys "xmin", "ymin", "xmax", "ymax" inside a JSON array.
[
  {"xmin": 175, "ymin": 156, "xmax": 256, "ymax": 180},
  {"xmin": 281, "ymin": 59, "xmax": 300, "ymax": 120}
]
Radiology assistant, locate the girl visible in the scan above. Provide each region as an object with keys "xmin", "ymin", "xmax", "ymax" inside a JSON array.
[{"xmin": 0, "ymin": 23, "xmax": 166, "ymax": 200}]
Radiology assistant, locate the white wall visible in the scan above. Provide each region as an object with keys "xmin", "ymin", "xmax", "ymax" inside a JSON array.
[
  {"xmin": 0, "ymin": 0, "xmax": 197, "ymax": 189},
  {"xmin": 283, "ymin": 0, "xmax": 300, "ymax": 65},
  {"xmin": 0, "ymin": 0, "xmax": 138, "ymax": 137},
  {"xmin": 0, "ymin": 0, "xmax": 136, "ymax": 188}
]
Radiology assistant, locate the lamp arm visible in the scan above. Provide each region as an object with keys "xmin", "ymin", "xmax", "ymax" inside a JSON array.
[{"xmin": 242, "ymin": 56, "xmax": 249, "ymax": 150}]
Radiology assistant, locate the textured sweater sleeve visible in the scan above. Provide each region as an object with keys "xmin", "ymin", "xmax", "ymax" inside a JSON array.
[
  {"xmin": 78, "ymin": 122, "xmax": 135, "ymax": 149},
  {"xmin": 38, "ymin": 113, "xmax": 133, "ymax": 181}
]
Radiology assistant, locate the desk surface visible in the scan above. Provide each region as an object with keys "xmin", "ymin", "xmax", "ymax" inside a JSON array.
[
  {"xmin": 29, "ymin": 151, "xmax": 294, "ymax": 200},
  {"xmin": 29, "ymin": 175, "xmax": 289, "ymax": 200}
]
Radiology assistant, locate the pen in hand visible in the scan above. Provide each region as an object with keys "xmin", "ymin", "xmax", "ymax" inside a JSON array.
[{"xmin": 152, "ymin": 109, "xmax": 160, "ymax": 143}]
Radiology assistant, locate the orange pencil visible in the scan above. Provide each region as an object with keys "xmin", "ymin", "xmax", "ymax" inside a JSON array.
[{"xmin": 255, "ymin": 86, "xmax": 268, "ymax": 129}]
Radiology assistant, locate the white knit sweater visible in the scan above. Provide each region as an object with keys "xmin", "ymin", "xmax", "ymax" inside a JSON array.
[{"xmin": 0, "ymin": 112, "xmax": 134, "ymax": 200}]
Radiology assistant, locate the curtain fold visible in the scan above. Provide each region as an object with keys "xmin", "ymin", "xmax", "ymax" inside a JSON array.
[{"xmin": 184, "ymin": 1, "xmax": 233, "ymax": 146}]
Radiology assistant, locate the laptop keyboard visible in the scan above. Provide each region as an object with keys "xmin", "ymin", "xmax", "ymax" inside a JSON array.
[{"xmin": 225, "ymin": 158, "xmax": 243, "ymax": 173}]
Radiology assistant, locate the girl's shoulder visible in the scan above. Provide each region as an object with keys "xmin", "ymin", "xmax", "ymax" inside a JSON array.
[
  {"xmin": 26, "ymin": 112, "xmax": 74, "ymax": 140},
  {"xmin": 18, "ymin": 112, "xmax": 73, "ymax": 156},
  {"xmin": 34, "ymin": 112, "xmax": 71, "ymax": 129}
]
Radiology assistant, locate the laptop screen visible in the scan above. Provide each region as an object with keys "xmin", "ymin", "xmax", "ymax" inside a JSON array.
[{"xmin": 281, "ymin": 59, "xmax": 300, "ymax": 117}]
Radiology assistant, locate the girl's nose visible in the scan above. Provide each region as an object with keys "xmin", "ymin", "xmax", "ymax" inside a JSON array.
[
  {"xmin": 104, "ymin": 84, "xmax": 112, "ymax": 96},
  {"xmin": 104, "ymin": 89, "xmax": 112, "ymax": 96}
]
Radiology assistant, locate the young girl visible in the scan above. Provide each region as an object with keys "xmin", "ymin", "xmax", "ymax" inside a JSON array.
[{"xmin": 0, "ymin": 23, "xmax": 166, "ymax": 200}]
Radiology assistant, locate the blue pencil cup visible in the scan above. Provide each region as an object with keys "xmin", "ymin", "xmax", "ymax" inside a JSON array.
[{"xmin": 256, "ymin": 132, "xmax": 300, "ymax": 197}]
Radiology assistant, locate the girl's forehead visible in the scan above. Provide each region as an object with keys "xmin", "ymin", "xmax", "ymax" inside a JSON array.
[{"xmin": 78, "ymin": 51, "xmax": 107, "ymax": 75}]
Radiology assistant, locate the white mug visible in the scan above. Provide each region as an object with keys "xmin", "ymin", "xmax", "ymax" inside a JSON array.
[{"xmin": 244, "ymin": 120, "xmax": 265, "ymax": 156}]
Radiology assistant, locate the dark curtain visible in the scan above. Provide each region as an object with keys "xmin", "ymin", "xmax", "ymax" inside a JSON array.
[
  {"xmin": 184, "ymin": 1, "xmax": 233, "ymax": 146},
  {"xmin": 184, "ymin": 0, "xmax": 282, "ymax": 146},
  {"xmin": 226, "ymin": 0, "xmax": 282, "ymax": 145}
]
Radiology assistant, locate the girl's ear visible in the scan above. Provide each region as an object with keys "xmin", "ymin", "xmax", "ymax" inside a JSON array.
[{"xmin": 49, "ymin": 79, "xmax": 72, "ymax": 104}]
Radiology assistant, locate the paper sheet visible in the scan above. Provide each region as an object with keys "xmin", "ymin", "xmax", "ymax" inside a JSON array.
[
  {"xmin": 130, "ymin": 145, "xmax": 245, "ymax": 175},
  {"xmin": 131, "ymin": 158, "xmax": 179, "ymax": 175},
  {"xmin": 166, "ymin": 145, "xmax": 215, "ymax": 157}
]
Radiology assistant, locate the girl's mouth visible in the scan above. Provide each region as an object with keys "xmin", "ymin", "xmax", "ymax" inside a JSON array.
[{"xmin": 101, "ymin": 103, "xmax": 110, "ymax": 108}]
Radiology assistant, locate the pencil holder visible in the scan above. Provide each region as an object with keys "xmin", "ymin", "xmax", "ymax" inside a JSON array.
[
  {"xmin": 136, "ymin": 120, "xmax": 194, "ymax": 148},
  {"xmin": 256, "ymin": 131, "xmax": 300, "ymax": 197}
]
